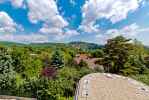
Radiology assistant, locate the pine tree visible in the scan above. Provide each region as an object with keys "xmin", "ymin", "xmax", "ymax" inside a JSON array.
[
  {"xmin": 103, "ymin": 36, "xmax": 133, "ymax": 73},
  {"xmin": 50, "ymin": 51, "xmax": 64, "ymax": 68}
]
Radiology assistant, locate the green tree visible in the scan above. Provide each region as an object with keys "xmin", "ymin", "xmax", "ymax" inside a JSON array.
[
  {"xmin": 0, "ymin": 47, "xmax": 16, "ymax": 94},
  {"xmin": 121, "ymin": 55, "xmax": 146, "ymax": 75},
  {"xmin": 11, "ymin": 47, "xmax": 43, "ymax": 78},
  {"xmin": 103, "ymin": 36, "xmax": 133, "ymax": 73},
  {"xmin": 51, "ymin": 51, "xmax": 64, "ymax": 68},
  {"xmin": 37, "ymin": 78, "xmax": 64, "ymax": 100},
  {"xmin": 90, "ymin": 49, "xmax": 104, "ymax": 58},
  {"xmin": 121, "ymin": 39, "xmax": 147, "ymax": 75},
  {"xmin": 11, "ymin": 47, "xmax": 30, "ymax": 74},
  {"xmin": 17, "ymin": 77, "xmax": 62, "ymax": 100},
  {"xmin": 57, "ymin": 67, "xmax": 78, "ymax": 98},
  {"xmin": 57, "ymin": 67, "xmax": 80, "ymax": 81},
  {"xmin": 78, "ymin": 60, "xmax": 88, "ymax": 68}
]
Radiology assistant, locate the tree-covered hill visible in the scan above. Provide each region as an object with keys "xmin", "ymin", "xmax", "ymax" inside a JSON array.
[
  {"xmin": 0, "ymin": 41, "xmax": 103, "ymax": 50},
  {"xmin": 68, "ymin": 41, "xmax": 103, "ymax": 50},
  {"xmin": 0, "ymin": 41, "xmax": 26, "ymax": 47}
]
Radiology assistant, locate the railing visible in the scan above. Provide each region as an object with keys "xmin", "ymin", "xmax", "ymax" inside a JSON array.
[
  {"xmin": 74, "ymin": 78, "xmax": 90, "ymax": 100},
  {"xmin": 74, "ymin": 81, "xmax": 80, "ymax": 100}
]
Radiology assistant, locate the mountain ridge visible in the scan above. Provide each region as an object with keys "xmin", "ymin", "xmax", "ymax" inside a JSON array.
[{"xmin": 0, "ymin": 41, "xmax": 103, "ymax": 50}]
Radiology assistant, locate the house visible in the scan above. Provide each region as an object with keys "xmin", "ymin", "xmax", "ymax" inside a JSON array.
[
  {"xmin": 74, "ymin": 53, "xmax": 103, "ymax": 70},
  {"xmin": 74, "ymin": 54, "xmax": 90, "ymax": 64}
]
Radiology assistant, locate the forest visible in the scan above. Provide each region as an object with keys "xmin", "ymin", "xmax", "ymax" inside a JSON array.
[{"xmin": 0, "ymin": 36, "xmax": 149, "ymax": 100}]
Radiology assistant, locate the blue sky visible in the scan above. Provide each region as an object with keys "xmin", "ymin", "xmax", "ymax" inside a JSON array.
[{"xmin": 0, "ymin": 0, "xmax": 149, "ymax": 45}]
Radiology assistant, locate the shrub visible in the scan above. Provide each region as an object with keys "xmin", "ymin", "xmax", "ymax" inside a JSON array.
[{"xmin": 41, "ymin": 67, "xmax": 57, "ymax": 79}]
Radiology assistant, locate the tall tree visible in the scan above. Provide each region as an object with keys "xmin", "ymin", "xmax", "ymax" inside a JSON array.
[
  {"xmin": 50, "ymin": 50, "xmax": 64, "ymax": 68},
  {"xmin": 103, "ymin": 36, "xmax": 133, "ymax": 73},
  {"xmin": 121, "ymin": 39, "xmax": 147, "ymax": 75}
]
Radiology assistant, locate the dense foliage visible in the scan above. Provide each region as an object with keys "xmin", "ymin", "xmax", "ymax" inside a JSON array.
[
  {"xmin": 103, "ymin": 36, "xmax": 133, "ymax": 73},
  {"xmin": 102, "ymin": 36, "xmax": 149, "ymax": 86},
  {"xmin": 102, "ymin": 36, "xmax": 149, "ymax": 76},
  {"xmin": 0, "ymin": 37, "xmax": 149, "ymax": 99},
  {"xmin": 0, "ymin": 43, "xmax": 93, "ymax": 100},
  {"xmin": 0, "ymin": 47, "xmax": 16, "ymax": 95}
]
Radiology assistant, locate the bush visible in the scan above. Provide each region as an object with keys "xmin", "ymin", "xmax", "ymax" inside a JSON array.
[
  {"xmin": 0, "ymin": 47, "xmax": 17, "ymax": 95},
  {"xmin": 78, "ymin": 60, "xmax": 88, "ymax": 68},
  {"xmin": 41, "ymin": 67, "xmax": 57, "ymax": 79},
  {"xmin": 90, "ymin": 49, "xmax": 104, "ymax": 58}
]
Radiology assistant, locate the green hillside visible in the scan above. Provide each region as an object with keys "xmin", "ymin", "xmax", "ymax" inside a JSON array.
[
  {"xmin": 0, "ymin": 41, "xmax": 103, "ymax": 50},
  {"xmin": 69, "ymin": 41, "xmax": 103, "ymax": 50},
  {"xmin": 0, "ymin": 41, "xmax": 26, "ymax": 47}
]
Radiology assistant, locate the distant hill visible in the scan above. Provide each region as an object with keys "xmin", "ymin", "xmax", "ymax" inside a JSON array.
[
  {"xmin": 0, "ymin": 41, "xmax": 103, "ymax": 50},
  {"xmin": 0, "ymin": 41, "xmax": 26, "ymax": 47},
  {"xmin": 68, "ymin": 41, "xmax": 103, "ymax": 50},
  {"xmin": 29, "ymin": 42, "xmax": 65, "ymax": 48},
  {"xmin": 145, "ymin": 46, "xmax": 149, "ymax": 53},
  {"xmin": 145, "ymin": 46, "xmax": 149, "ymax": 49}
]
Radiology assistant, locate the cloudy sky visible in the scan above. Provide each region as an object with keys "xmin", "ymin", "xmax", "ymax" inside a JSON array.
[{"xmin": 0, "ymin": 0, "xmax": 149, "ymax": 45}]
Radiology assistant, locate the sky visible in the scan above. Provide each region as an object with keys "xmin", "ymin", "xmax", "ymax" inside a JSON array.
[{"xmin": 0, "ymin": 0, "xmax": 149, "ymax": 45}]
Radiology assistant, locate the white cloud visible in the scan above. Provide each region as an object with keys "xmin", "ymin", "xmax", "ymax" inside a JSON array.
[
  {"xmin": 82, "ymin": 0, "xmax": 140, "ymax": 24},
  {"xmin": 70, "ymin": 0, "xmax": 76, "ymax": 6},
  {"xmin": 40, "ymin": 24, "xmax": 79, "ymax": 40},
  {"xmin": 27, "ymin": 0, "xmax": 68, "ymax": 27},
  {"xmin": 0, "ymin": 0, "xmax": 68, "ymax": 28},
  {"xmin": 26, "ymin": 0, "xmax": 74, "ymax": 39},
  {"xmin": 64, "ymin": 29, "xmax": 79, "ymax": 36},
  {"xmin": 0, "ymin": 29, "xmax": 79, "ymax": 43},
  {"xmin": 0, "ymin": 0, "xmax": 24, "ymax": 8},
  {"xmin": 96, "ymin": 23, "xmax": 149, "ymax": 44},
  {"xmin": 95, "ymin": 34, "xmax": 110, "ymax": 45},
  {"xmin": 79, "ymin": 22, "xmax": 100, "ymax": 33},
  {"xmin": 39, "ymin": 24, "xmax": 63, "ymax": 35},
  {"xmin": 0, "ymin": 33, "xmax": 49, "ymax": 43},
  {"xmin": 0, "ymin": 11, "xmax": 17, "ymax": 33},
  {"xmin": 55, "ymin": 29, "xmax": 79, "ymax": 40},
  {"xmin": 81, "ymin": 0, "xmax": 141, "ymax": 33},
  {"xmin": 0, "ymin": 0, "xmax": 78, "ymax": 41},
  {"xmin": 11, "ymin": 0, "xmax": 24, "ymax": 8},
  {"xmin": 105, "ymin": 23, "xmax": 149, "ymax": 37}
]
